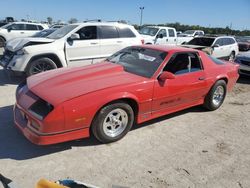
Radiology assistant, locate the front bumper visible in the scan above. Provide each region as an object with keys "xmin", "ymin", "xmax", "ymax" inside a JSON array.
[
  {"xmin": 0, "ymin": 50, "xmax": 30, "ymax": 72},
  {"xmin": 235, "ymin": 59, "xmax": 250, "ymax": 76},
  {"xmin": 14, "ymin": 104, "xmax": 90, "ymax": 145}
]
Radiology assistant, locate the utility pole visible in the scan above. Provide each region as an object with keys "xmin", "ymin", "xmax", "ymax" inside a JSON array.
[{"xmin": 139, "ymin": 7, "xmax": 144, "ymax": 28}]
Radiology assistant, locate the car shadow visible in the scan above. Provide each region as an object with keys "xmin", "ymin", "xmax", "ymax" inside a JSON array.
[
  {"xmin": 0, "ymin": 69, "xmax": 26, "ymax": 86},
  {"xmin": 237, "ymin": 75, "xmax": 250, "ymax": 84},
  {"xmin": 132, "ymin": 105, "xmax": 207, "ymax": 131},
  {"xmin": 0, "ymin": 104, "xmax": 207, "ymax": 160}
]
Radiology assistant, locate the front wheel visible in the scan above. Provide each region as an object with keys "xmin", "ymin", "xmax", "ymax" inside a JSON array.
[
  {"xmin": 228, "ymin": 51, "xmax": 235, "ymax": 62},
  {"xmin": 91, "ymin": 102, "xmax": 134, "ymax": 143},
  {"xmin": 26, "ymin": 58, "xmax": 57, "ymax": 76},
  {"xmin": 203, "ymin": 80, "xmax": 227, "ymax": 111}
]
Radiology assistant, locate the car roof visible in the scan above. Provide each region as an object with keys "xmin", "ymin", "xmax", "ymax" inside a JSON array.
[
  {"xmin": 134, "ymin": 45, "xmax": 200, "ymax": 53},
  {"xmin": 69, "ymin": 22, "xmax": 134, "ymax": 28},
  {"xmin": 142, "ymin": 25, "xmax": 176, "ymax": 30},
  {"xmin": 10, "ymin": 22, "xmax": 44, "ymax": 25}
]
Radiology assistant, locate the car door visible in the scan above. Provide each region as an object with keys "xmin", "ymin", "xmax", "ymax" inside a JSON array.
[
  {"xmin": 155, "ymin": 29, "xmax": 167, "ymax": 45},
  {"xmin": 24, "ymin": 24, "xmax": 40, "ymax": 37},
  {"xmin": 66, "ymin": 26, "xmax": 101, "ymax": 63},
  {"xmin": 7, "ymin": 23, "xmax": 26, "ymax": 39},
  {"xmin": 152, "ymin": 52, "xmax": 208, "ymax": 117},
  {"xmin": 98, "ymin": 25, "xmax": 123, "ymax": 57},
  {"xmin": 212, "ymin": 38, "xmax": 226, "ymax": 58},
  {"xmin": 167, "ymin": 28, "xmax": 177, "ymax": 45}
]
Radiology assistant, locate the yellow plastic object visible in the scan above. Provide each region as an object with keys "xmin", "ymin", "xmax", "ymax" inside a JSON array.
[{"xmin": 36, "ymin": 179, "xmax": 68, "ymax": 188}]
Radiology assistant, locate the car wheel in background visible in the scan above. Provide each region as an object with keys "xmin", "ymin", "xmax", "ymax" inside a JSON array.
[
  {"xmin": 26, "ymin": 57, "xmax": 57, "ymax": 76},
  {"xmin": 92, "ymin": 102, "xmax": 134, "ymax": 143},
  {"xmin": 228, "ymin": 51, "xmax": 235, "ymax": 62},
  {"xmin": 203, "ymin": 80, "xmax": 227, "ymax": 111},
  {"xmin": 0, "ymin": 36, "xmax": 6, "ymax": 48}
]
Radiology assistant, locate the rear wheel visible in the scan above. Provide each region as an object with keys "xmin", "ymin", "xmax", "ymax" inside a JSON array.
[
  {"xmin": 0, "ymin": 36, "xmax": 6, "ymax": 48},
  {"xmin": 203, "ymin": 80, "xmax": 227, "ymax": 111},
  {"xmin": 26, "ymin": 58, "xmax": 57, "ymax": 76},
  {"xmin": 92, "ymin": 102, "xmax": 134, "ymax": 143}
]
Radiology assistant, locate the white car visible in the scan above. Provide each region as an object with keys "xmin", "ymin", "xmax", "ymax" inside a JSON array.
[
  {"xmin": 178, "ymin": 30, "xmax": 204, "ymax": 37},
  {"xmin": 0, "ymin": 22, "xmax": 48, "ymax": 47},
  {"xmin": 139, "ymin": 26, "xmax": 177, "ymax": 45},
  {"xmin": 182, "ymin": 36, "xmax": 239, "ymax": 61},
  {"xmin": 0, "ymin": 22, "xmax": 143, "ymax": 76}
]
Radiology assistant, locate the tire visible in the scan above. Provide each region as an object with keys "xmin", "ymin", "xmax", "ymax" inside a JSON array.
[
  {"xmin": 0, "ymin": 36, "xmax": 6, "ymax": 48},
  {"xmin": 228, "ymin": 51, "xmax": 235, "ymax": 62},
  {"xmin": 26, "ymin": 57, "xmax": 57, "ymax": 76},
  {"xmin": 91, "ymin": 102, "xmax": 134, "ymax": 143},
  {"xmin": 203, "ymin": 80, "xmax": 227, "ymax": 111}
]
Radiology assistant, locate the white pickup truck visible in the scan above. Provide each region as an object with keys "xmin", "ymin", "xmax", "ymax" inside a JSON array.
[{"xmin": 139, "ymin": 26, "xmax": 204, "ymax": 45}]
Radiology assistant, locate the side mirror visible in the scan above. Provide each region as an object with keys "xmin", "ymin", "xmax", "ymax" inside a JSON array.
[
  {"xmin": 158, "ymin": 71, "xmax": 175, "ymax": 81},
  {"xmin": 212, "ymin": 44, "xmax": 220, "ymax": 48},
  {"xmin": 7, "ymin": 28, "xmax": 12, "ymax": 32},
  {"xmin": 68, "ymin": 33, "xmax": 80, "ymax": 41},
  {"xmin": 156, "ymin": 33, "xmax": 163, "ymax": 39}
]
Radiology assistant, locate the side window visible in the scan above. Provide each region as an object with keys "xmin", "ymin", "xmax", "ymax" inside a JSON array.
[
  {"xmin": 38, "ymin": 25, "xmax": 44, "ymax": 30},
  {"xmin": 100, "ymin": 26, "xmax": 119, "ymax": 39},
  {"xmin": 158, "ymin": 29, "xmax": 167, "ymax": 37},
  {"xmin": 76, "ymin": 26, "xmax": 97, "ymax": 40},
  {"xmin": 10, "ymin": 24, "xmax": 25, "ymax": 30},
  {"xmin": 168, "ymin": 29, "xmax": 175, "ymax": 37},
  {"xmin": 214, "ymin": 38, "xmax": 224, "ymax": 46},
  {"xmin": 26, "ymin": 24, "xmax": 39, "ymax": 30},
  {"xmin": 118, "ymin": 27, "xmax": 136, "ymax": 38},
  {"xmin": 164, "ymin": 53, "xmax": 202, "ymax": 75}
]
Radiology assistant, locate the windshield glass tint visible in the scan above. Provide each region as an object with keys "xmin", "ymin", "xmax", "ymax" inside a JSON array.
[
  {"xmin": 139, "ymin": 27, "xmax": 159, "ymax": 36},
  {"xmin": 1, "ymin": 23, "xmax": 12, "ymax": 29},
  {"xmin": 187, "ymin": 37, "xmax": 215, "ymax": 46},
  {"xmin": 33, "ymin": 29, "xmax": 56, "ymax": 37},
  {"xmin": 46, "ymin": 25, "xmax": 78, "ymax": 39},
  {"xmin": 107, "ymin": 47, "xmax": 167, "ymax": 78}
]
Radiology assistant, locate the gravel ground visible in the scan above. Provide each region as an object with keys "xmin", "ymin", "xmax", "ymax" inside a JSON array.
[{"xmin": 0, "ymin": 50, "xmax": 250, "ymax": 188}]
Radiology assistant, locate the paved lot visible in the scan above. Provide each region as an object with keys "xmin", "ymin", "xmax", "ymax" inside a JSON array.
[{"xmin": 0, "ymin": 49, "xmax": 250, "ymax": 188}]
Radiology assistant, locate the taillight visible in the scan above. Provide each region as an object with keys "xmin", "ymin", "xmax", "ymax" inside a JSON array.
[{"xmin": 141, "ymin": 39, "xmax": 144, "ymax": 44}]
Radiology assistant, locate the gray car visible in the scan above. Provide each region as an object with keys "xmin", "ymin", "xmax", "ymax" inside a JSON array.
[{"xmin": 235, "ymin": 52, "xmax": 250, "ymax": 76}]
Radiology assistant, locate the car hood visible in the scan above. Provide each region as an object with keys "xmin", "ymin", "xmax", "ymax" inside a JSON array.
[
  {"xmin": 140, "ymin": 34, "xmax": 154, "ymax": 39},
  {"xmin": 27, "ymin": 62, "xmax": 145, "ymax": 106},
  {"xmin": 5, "ymin": 37, "xmax": 55, "ymax": 52}
]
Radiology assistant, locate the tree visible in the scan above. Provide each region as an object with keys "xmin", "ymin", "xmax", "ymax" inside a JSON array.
[
  {"xmin": 47, "ymin": 17, "xmax": 53, "ymax": 25},
  {"xmin": 68, "ymin": 18, "xmax": 78, "ymax": 24}
]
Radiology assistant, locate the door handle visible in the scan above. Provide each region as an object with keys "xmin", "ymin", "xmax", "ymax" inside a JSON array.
[
  {"xmin": 166, "ymin": 39, "xmax": 168, "ymax": 42},
  {"xmin": 198, "ymin": 77, "xmax": 205, "ymax": 80},
  {"xmin": 90, "ymin": 42, "xmax": 98, "ymax": 45},
  {"xmin": 20, "ymin": 32, "xmax": 24, "ymax": 34},
  {"xmin": 117, "ymin": 41, "xmax": 123, "ymax": 43}
]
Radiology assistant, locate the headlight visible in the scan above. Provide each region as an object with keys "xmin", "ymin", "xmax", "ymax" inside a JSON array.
[
  {"xmin": 16, "ymin": 49, "xmax": 25, "ymax": 55},
  {"xmin": 29, "ymin": 99, "xmax": 54, "ymax": 120}
]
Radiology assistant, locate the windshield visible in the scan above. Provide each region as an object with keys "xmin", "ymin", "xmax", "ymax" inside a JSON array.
[
  {"xmin": 46, "ymin": 25, "xmax": 78, "ymax": 39},
  {"xmin": 107, "ymin": 47, "xmax": 167, "ymax": 78},
  {"xmin": 139, "ymin": 27, "xmax": 159, "ymax": 36},
  {"xmin": 1, "ymin": 23, "xmax": 12, "ymax": 29},
  {"xmin": 187, "ymin": 37, "xmax": 215, "ymax": 46},
  {"xmin": 32, "ymin": 29, "xmax": 56, "ymax": 37},
  {"xmin": 183, "ymin": 30, "xmax": 195, "ymax": 35}
]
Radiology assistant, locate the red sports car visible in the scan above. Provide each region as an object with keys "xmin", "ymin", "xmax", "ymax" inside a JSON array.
[{"xmin": 14, "ymin": 45, "xmax": 239, "ymax": 145}]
